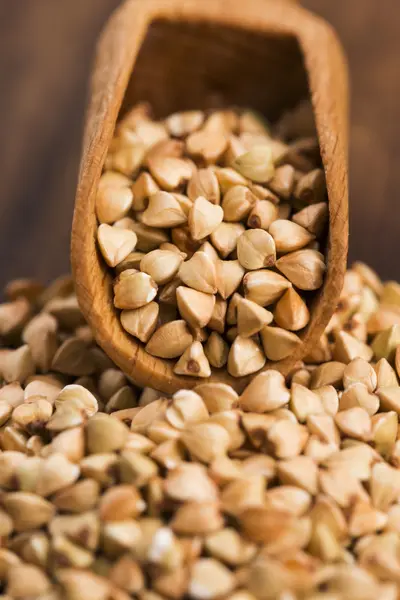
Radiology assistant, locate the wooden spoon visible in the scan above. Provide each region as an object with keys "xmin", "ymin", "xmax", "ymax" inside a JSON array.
[{"xmin": 72, "ymin": 0, "xmax": 348, "ymax": 394}]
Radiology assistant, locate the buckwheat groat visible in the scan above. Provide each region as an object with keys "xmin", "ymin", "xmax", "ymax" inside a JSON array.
[
  {"xmin": 96, "ymin": 104, "xmax": 329, "ymax": 377},
  {"xmin": 0, "ymin": 262, "xmax": 400, "ymax": 597}
]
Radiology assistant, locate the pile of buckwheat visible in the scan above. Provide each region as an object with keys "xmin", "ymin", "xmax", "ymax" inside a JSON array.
[
  {"xmin": 96, "ymin": 103, "xmax": 328, "ymax": 377},
  {"xmin": 0, "ymin": 260, "xmax": 400, "ymax": 599}
]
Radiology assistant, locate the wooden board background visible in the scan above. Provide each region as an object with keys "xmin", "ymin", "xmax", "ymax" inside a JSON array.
[{"xmin": 0, "ymin": 0, "xmax": 399, "ymax": 290}]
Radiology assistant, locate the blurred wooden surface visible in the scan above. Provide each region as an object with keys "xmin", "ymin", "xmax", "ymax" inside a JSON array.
[{"xmin": 0, "ymin": 0, "xmax": 399, "ymax": 290}]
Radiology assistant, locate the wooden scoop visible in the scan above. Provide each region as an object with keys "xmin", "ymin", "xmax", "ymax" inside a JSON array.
[{"xmin": 72, "ymin": 0, "xmax": 348, "ymax": 394}]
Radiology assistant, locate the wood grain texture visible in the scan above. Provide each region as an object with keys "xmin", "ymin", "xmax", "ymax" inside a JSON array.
[
  {"xmin": 306, "ymin": 0, "xmax": 400, "ymax": 281},
  {"xmin": 0, "ymin": 1, "xmax": 398, "ymax": 280},
  {"xmin": 71, "ymin": 0, "xmax": 348, "ymax": 393},
  {"xmin": 0, "ymin": 0, "xmax": 120, "ymax": 291}
]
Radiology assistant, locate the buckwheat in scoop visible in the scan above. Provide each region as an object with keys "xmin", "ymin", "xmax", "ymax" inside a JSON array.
[
  {"xmin": 96, "ymin": 103, "xmax": 328, "ymax": 377},
  {"xmin": 1, "ymin": 262, "xmax": 400, "ymax": 598}
]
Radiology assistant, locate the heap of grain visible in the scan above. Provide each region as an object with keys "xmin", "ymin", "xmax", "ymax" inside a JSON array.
[{"xmin": 1, "ymin": 263, "xmax": 400, "ymax": 598}]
